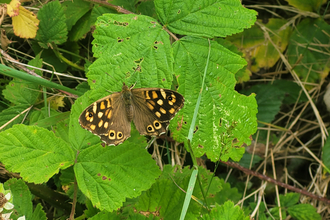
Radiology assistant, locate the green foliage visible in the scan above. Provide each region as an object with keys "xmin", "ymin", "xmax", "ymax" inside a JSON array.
[
  {"xmin": 287, "ymin": 18, "xmax": 330, "ymax": 85},
  {"xmin": 3, "ymin": 0, "xmax": 326, "ymax": 219},
  {"xmin": 0, "ymin": 125, "xmax": 75, "ymax": 183},
  {"xmin": 203, "ymin": 201, "xmax": 250, "ymax": 220},
  {"xmin": 156, "ymin": 0, "xmax": 257, "ymax": 37},
  {"xmin": 36, "ymin": 0, "xmax": 68, "ymax": 47},
  {"xmin": 250, "ymin": 193, "xmax": 322, "ymax": 220},
  {"xmin": 242, "ymin": 80, "xmax": 307, "ymax": 126}
]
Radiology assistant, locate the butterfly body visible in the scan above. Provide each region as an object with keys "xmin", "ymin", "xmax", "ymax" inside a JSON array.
[{"xmin": 79, "ymin": 83, "xmax": 184, "ymax": 146}]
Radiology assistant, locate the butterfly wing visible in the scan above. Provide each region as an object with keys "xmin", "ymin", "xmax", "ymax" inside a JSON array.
[
  {"xmin": 131, "ymin": 88, "xmax": 184, "ymax": 136},
  {"xmin": 79, "ymin": 93, "xmax": 132, "ymax": 146}
]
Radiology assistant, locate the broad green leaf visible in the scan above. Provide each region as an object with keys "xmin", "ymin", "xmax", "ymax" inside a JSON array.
[
  {"xmin": 214, "ymin": 179, "xmax": 241, "ymax": 205},
  {"xmin": 241, "ymin": 82, "xmax": 286, "ymax": 126},
  {"xmin": 52, "ymin": 117, "xmax": 70, "ymax": 143},
  {"xmin": 29, "ymin": 107, "xmax": 64, "ymax": 125},
  {"xmin": 89, "ymin": 14, "xmax": 173, "ymax": 91},
  {"xmin": 68, "ymin": 10, "xmax": 93, "ymax": 41},
  {"xmin": 137, "ymin": 1, "xmax": 157, "ymax": 18},
  {"xmin": 269, "ymin": 207, "xmax": 287, "ymax": 219},
  {"xmin": 242, "ymin": 80, "xmax": 308, "ymax": 126},
  {"xmin": 278, "ymin": 193, "xmax": 300, "ymax": 207},
  {"xmin": 31, "ymin": 43, "xmax": 68, "ymax": 72},
  {"xmin": 286, "ymin": 0, "xmax": 326, "ymax": 11},
  {"xmin": 0, "ymin": 104, "xmax": 30, "ymax": 130},
  {"xmin": 2, "ymin": 77, "xmax": 40, "ymax": 105},
  {"xmin": 62, "ymin": 0, "xmax": 91, "ymax": 30},
  {"xmin": 27, "ymin": 52, "xmax": 43, "ymax": 76},
  {"xmin": 202, "ymin": 201, "xmax": 249, "ymax": 220},
  {"xmin": 74, "ymin": 140, "xmax": 161, "ymax": 212},
  {"xmin": 31, "ymin": 111, "xmax": 70, "ymax": 128},
  {"xmin": 287, "ymin": 204, "xmax": 321, "ymax": 220},
  {"xmin": 5, "ymin": 178, "xmax": 33, "ymax": 219},
  {"xmin": 287, "ymin": 18, "xmax": 330, "ymax": 86},
  {"xmin": 238, "ymin": 150, "xmax": 262, "ymax": 168},
  {"xmin": 155, "ymin": 0, "xmax": 257, "ymax": 38},
  {"xmin": 172, "ymin": 36, "xmax": 257, "ymax": 161},
  {"xmin": 31, "ymin": 203, "xmax": 47, "ymax": 220},
  {"xmin": 271, "ymin": 80, "xmax": 308, "ymax": 105},
  {"xmin": 215, "ymin": 38, "xmax": 251, "ymax": 83},
  {"xmin": 36, "ymin": 0, "xmax": 68, "ymax": 48},
  {"xmin": 89, "ymin": 211, "xmax": 119, "ymax": 220},
  {"xmin": 0, "ymin": 124, "xmax": 75, "ymax": 183},
  {"xmin": 135, "ymin": 166, "xmax": 222, "ymax": 219}
]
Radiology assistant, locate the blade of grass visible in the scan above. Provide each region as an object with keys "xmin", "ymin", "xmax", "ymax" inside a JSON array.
[
  {"xmin": 180, "ymin": 168, "xmax": 198, "ymax": 220},
  {"xmin": 0, "ymin": 64, "xmax": 83, "ymax": 96}
]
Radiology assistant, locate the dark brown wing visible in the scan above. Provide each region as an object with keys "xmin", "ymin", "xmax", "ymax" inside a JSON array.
[
  {"xmin": 131, "ymin": 88, "xmax": 184, "ymax": 136},
  {"xmin": 79, "ymin": 93, "xmax": 131, "ymax": 146}
]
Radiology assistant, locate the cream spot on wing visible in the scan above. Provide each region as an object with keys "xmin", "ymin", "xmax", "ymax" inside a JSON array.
[
  {"xmin": 92, "ymin": 103, "xmax": 97, "ymax": 113},
  {"xmin": 157, "ymin": 99, "xmax": 163, "ymax": 106},
  {"xmin": 160, "ymin": 89, "xmax": 166, "ymax": 99},
  {"xmin": 160, "ymin": 107, "xmax": 166, "ymax": 114}
]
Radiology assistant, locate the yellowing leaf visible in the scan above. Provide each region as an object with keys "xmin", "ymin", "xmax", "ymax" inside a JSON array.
[
  {"xmin": 48, "ymin": 96, "xmax": 65, "ymax": 110},
  {"xmin": 6, "ymin": 0, "xmax": 20, "ymax": 17},
  {"xmin": 7, "ymin": 1, "xmax": 39, "ymax": 39}
]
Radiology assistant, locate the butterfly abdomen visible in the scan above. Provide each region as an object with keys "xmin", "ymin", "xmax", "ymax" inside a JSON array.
[{"xmin": 122, "ymin": 89, "xmax": 134, "ymax": 121}]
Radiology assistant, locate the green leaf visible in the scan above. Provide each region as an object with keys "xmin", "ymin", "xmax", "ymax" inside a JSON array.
[
  {"xmin": 68, "ymin": 10, "xmax": 93, "ymax": 41},
  {"xmin": 155, "ymin": 0, "xmax": 257, "ymax": 38},
  {"xmin": 238, "ymin": 150, "xmax": 262, "ymax": 168},
  {"xmin": 5, "ymin": 178, "xmax": 33, "ymax": 219},
  {"xmin": 31, "ymin": 203, "xmax": 47, "ymax": 220},
  {"xmin": 0, "ymin": 125, "xmax": 75, "ymax": 183},
  {"xmin": 2, "ymin": 77, "xmax": 40, "ymax": 105},
  {"xmin": 172, "ymin": 36, "xmax": 257, "ymax": 161},
  {"xmin": 89, "ymin": 14, "xmax": 174, "ymax": 91},
  {"xmin": 36, "ymin": 0, "xmax": 68, "ymax": 48},
  {"xmin": 31, "ymin": 44, "xmax": 68, "ymax": 72},
  {"xmin": 202, "ymin": 201, "xmax": 249, "ymax": 220},
  {"xmin": 278, "ymin": 193, "xmax": 300, "ymax": 207},
  {"xmin": 31, "ymin": 110, "xmax": 70, "ymax": 128},
  {"xmin": 241, "ymin": 82, "xmax": 286, "ymax": 126},
  {"xmin": 53, "ymin": 117, "xmax": 70, "ymax": 143},
  {"xmin": 287, "ymin": 204, "xmax": 322, "ymax": 220},
  {"xmin": 135, "ymin": 165, "xmax": 222, "ymax": 219},
  {"xmin": 286, "ymin": 0, "xmax": 326, "ymax": 11},
  {"xmin": 0, "ymin": 104, "xmax": 30, "ymax": 131},
  {"xmin": 63, "ymin": 0, "xmax": 91, "ymax": 31},
  {"xmin": 89, "ymin": 211, "xmax": 119, "ymax": 220},
  {"xmin": 215, "ymin": 179, "xmax": 242, "ymax": 205},
  {"xmin": 287, "ymin": 18, "xmax": 330, "ymax": 85},
  {"xmin": 74, "ymin": 139, "xmax": 161, "ymax": 212}
]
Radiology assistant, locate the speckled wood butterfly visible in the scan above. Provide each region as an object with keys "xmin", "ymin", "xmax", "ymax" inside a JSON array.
[{"xmin": 79, "ymin": 83, "xmax": 184, "ymax": 146}]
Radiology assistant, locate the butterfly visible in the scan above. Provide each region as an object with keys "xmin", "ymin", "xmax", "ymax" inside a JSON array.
[{"xmin": 79, "ymin": 83, "xmax": 184, "ymax": 146}]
